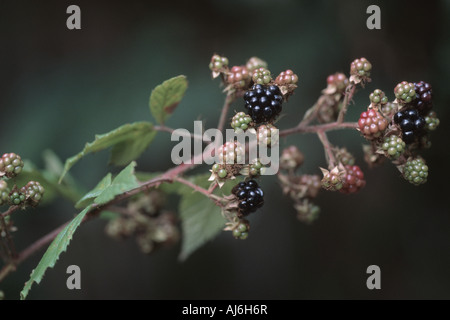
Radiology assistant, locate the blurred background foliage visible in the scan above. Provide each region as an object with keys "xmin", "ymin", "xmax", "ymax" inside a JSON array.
[{"xmin": 0, "ymin": 0, "xmax": 449, "ymax": 299}]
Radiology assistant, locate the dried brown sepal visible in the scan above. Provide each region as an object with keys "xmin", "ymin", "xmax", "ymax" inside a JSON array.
[
  {"xmin": 320, "ymin": 164, "xmax": 346, "ymax": 191},
  {"xmin": 363, "ymin": 144, "xmax": 386, "ymax": 168}
]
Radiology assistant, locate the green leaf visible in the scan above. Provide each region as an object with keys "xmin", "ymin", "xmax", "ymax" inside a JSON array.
[
  {"xmin": 20, "ymin": 206, "xmax": 91, "ymax": 300},
  {"xmin": 94, "ymin": 162, "xmax": 140, "ymax": 205},
  {"xmin": 110, "ymin": 128, "xmax": 156, "ymax": 166},
  {"xmin": 177, "ymin": 174, "xmax": 239, "ymax": 261},
  {"xmin": 59, "ymin": 122, "xmax": 155, "ymax": 183},
  {"xmin": 75, "ymin": 173, "xmax": 112, "ymax": 209},
  {"xmin": 149, "ymin": 75, "xmax": 188, "ymax": 124}
]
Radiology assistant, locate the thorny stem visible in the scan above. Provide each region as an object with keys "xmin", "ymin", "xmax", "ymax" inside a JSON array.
[
  {"xmin": 173, "ymin": 176, "xmax": 222, "ymax": 202},
  {"xmin": 0, "ymin": 235, "xmax": 10, "ymax": 263},
  {"xmin": 0, "ymin": 84, "xmax": 361, "ymax": 282},
  {"xmin": 1, "ymin": 206, "xmax": 20, "ymax": 218},
  {"xmin": 317, "ymin": 131, "xmax": 336, "ymax": 168},
  {"xmin": 207, "ymin": 181, "xmax": 218, "ymax": 194},
  {"xmin": 0, "ymin": 215, "xmax": 17, "ymax": 261},
  {"xmin": 0, "ymin": 152, "xmax": 217, "ymax": 281},
  {"xmin": 279, "ymin": 121, "xmax": 357, "ymax": 137},
  {"xmin": 337, "ymin": 84, "xmax": 356, "ymax": 124}
]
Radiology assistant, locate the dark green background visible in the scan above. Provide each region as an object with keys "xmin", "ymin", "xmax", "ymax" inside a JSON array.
[{"xmin": 1, "ymin": 0, "xmax": 449, "ymax": 299}]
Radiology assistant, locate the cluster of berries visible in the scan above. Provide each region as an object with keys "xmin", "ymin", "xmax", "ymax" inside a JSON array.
[
  {"xmin": 278, "ymin": 146, "xmax": 322, "ymax": 223},
  {"xmin": 209, "ymin": 55, "xmax": 302, "ymax": 238},
  {"xmin": 0, "ymin": 153, "xmax": 45, "ymax": 207},
  {"xmin": 356, "ymin": 77, "xmax": 438, "ymax": 186},
  {"xmin": 105, "ymin": 191, "xmax": 179, "ymax": 254}
]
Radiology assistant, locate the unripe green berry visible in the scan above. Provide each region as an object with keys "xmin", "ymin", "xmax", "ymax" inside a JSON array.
[
  {"xmin": 209, "ymin": 54, "xmax": 229, "ymax": 71},
  {"xmin": 424, "ymin": 111, "xmax": 440, "ymax": 131},
  {"xmin": 0, "ymin": 153, "xmax": 24, "ymax": 178},
  {"xmin": 231, "ymin": 112, "xmax": 252, "ymax": 132},
  {"xmin": 380, "ymin": 101, "xmax": 398, "ymax": 117},
  {"xmin": 232, "ymin": 229, "xmax": 241, "ymax": 238},
  {"xmin": 239, "ymin": 232, "xmax": 248, "ymax": 240},
  {"xmin": 10, "ymin": 191, "xmax": 25, "ymax": 205},
  {"xmin": 350, "ymin": 57, "xmax": 372, "ymax": 78},
  {"xmin": 232, "ymin": 220, "xmax": 250, "ymax": 240},
  {"xmin": 394, "ymin": 81, "xmax": 416, "ymax": 104},
  {"xmin": 403, "ymin": 157, "xmax": 428, "ymax": 186},
  {"xmin": 217, "ymin": 169, "xmax": 228, "ymax": 179},
  {"xmin": 252, "ymin": 67, "xmax": 272, "ymax": 85},
  {"xmin": 0, "ymin": 181, "xmax": 9, "ymax": 206},
  {"xmin": 237, "ymin": 223, "xmax": 247, "ymax": 233},
  {"xmin": 21, "ymin": 181, "xmax": 45, "ymax": 206},
  {"xmin": 246, "ymin": 57, "xmax": 268, "ymax": 72},
  {"xmin": 381, "ymin": 135, "xmax": 406, "ymax": 159},
  {"xmin": 248, "ymin": 158, "xmax": 264, "ymax": 177},
  {"xmin": 369, "ymin": 89, "xmax": 388, "ymax": 105}
]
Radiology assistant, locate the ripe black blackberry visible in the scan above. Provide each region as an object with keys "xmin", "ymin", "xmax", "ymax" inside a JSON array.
[
  {"xmin": 394, "ymin": 108, "xmax": 426, "ymax": 144},
  {"xmin": 412, "ymin": 81, "xmax": 433, "ymax": 115},
  {"xmin": 243, "ymin": 84, "xmax": 283, "ymax": 124},
  {"xmin": 232, "ymin": 179, "xmax": 264, "ymax": 216}
]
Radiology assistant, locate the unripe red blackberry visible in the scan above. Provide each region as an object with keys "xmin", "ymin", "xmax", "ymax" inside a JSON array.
[
  {"xmin": 339, "ymin": 165, "xmax": 365, "ymax": 194},
  {"xmin": 350, "ymin": 57, "xmax": 372, "ymax": 79},
  {"xmin": 0, "ymin": 153, "xmax": 24, "ymax": 178},
  {"xmin": 412, "ymin": 81, "xmax": 433, "ymax": 115},
  {"xmin": 217, "ymin": 141, "xmax": 244, "ymax": 164},
  {"xmin": 275, "ymin": 69, "xmax": 299, "ymax": 86},
  {"xmin": 381, "ymin": 135, "xmax": 406, "ymax": 160},
  {"xmin": 326, "ymin": 72, "xmax": 349, "ymax": 93},
  {"xmin": 21, "ymin": 181, "xmax": 45, "ymax": 206},
  {"xmin": 358, "ymin": 109, "xmax": 388, "ymax": 140},
  {"xmin": 231, "ymin": 112, "xmax": 253, "ymax": 132},
  {"xmin": 369, "ymin": 89, "xmax": 388, "ymax": 106},
  {"xmin": 232, "ymin": 180, "xmax": 264, "ymax": 216},
  {"xmin": 244, "ymin": 84, "xmax": 283, "ymax": 124},
  {"xmin": 256, "ymin": 124, "xmax": 279, "ymax": 148},
  {"xmin": 402, "ymin": 157, "xmax": 428, "ymax": 186},
  {"xmin": 280, "ymin": 146, "xmax": 304, "ymax": 171},
  {"xmin": 0, "ymin": 180, "xmax": 10, "ymax": 206},
  {"xmin": 246, "ymin": 57, "xmax": 268, "ymax": 72},
  {"xmin": 252, "ymin": 67, "xmax": 272, "ymax": 85},
  {"xmin": 394, "ymin": 81, "xmax": 416, "ymax": 104},
  {"xmin": 226, "ymin": 66, "xmax": 251, "ymax": 89},
  {"xmin": 424, "ymin": 110, "xmax": 440, "ymax": 131}
]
